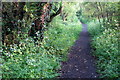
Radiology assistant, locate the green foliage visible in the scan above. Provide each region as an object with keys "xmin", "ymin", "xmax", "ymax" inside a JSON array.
[
  {"xmin": 85, "ymin": 2, "xmax": 120, "ymax": 78},
  {"xmin": 76, "ymin": 10, "xmax": 90, "ymax": 23},
  {"xmin": 88, "ymin": 20, "xmax": 104, "ymax": 37},
  {"xmin": 78, "ymin": 2, "xmax": 120, "ymax": 27},
  {"xmin": 1, "ymin": 3, "xmax": 82, "ymax": 78},
  {"xmin": 88, "ymin": 21, "xmax": 120, "ymax": 78},
  {"xmin": 44, "ymin": 16, "xmax": 82, "ymax": 61},
  {"xmin": 2, "ymin": 37, "xmax": 60, "ymax": 78}
]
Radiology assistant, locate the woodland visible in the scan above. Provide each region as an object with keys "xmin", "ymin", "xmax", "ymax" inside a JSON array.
[{"xmin": 1, "ymin": 2, "xmax": 120, "ymax": 78}]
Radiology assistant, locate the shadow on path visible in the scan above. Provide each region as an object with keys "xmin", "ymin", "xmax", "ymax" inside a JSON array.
[{"xmin": 60, "ymin": 24, "xmax": 99, "ymax": 78}]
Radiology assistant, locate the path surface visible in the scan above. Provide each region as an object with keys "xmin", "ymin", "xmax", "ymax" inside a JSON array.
[{"xmin": 60, "ymin": 24, "xmax": 99, "ymax": 78}]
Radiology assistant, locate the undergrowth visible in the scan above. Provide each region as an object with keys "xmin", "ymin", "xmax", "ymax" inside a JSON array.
[
  {"xmin": 1, "ymin": 15, "xmax": 82, "ymax": 78},
  {"xmin": 44, "ymin": 16, "xmax": 82, "ymax": 61},
  {"xmin": 88, "ymin": 20, "xmax": 120, "ymax": 78}
]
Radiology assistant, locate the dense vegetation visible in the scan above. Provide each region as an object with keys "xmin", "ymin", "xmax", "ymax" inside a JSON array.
[
  {"xmin": 76, "ymin": 2, "xmax": 120, "ymax": 78},
  {"xmin": 88, "ymin": 21, "xmax": 120, "ymax": 78},
  {"xmin": 1, "ymin": 2, "xmax": 81, "ymax": 78},
  {"xmin": 1, "ymin": 1, "xmax": 120, "ymax": 78}
]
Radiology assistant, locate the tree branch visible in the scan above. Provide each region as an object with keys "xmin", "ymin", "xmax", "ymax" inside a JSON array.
[{"xmin": 47, "ymin": 5, "xmax": 62, "ymax": 22}]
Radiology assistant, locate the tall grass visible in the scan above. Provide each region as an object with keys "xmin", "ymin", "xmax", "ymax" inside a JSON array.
[{"xmin": 88, "ymin": 20, "xmax": 120, "ymax": 78}]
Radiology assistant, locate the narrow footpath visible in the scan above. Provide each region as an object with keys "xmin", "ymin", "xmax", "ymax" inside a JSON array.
[{"xmin": 60, "ymin": 24, "xmax": 99, "ymax": 78}]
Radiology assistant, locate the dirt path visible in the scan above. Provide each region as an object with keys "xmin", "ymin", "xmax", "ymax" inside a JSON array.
[{"xmin": 60, "ymin": 24, "xmax": 99, "ymax": 78}]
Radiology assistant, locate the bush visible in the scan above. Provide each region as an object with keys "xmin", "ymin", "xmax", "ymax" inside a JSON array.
[
  {"xmin": 88, "ymin": 20, "xmax": 104, "ymax": 37},
  {"xmin": 1, "ymin": 15, "xmax": 82, "ymax": 78},
  {"xmin": 2, "ymin": 37, "xmax": 60, "ymax": 78},
  {"xmin": 88, "ymin": 21, "xmax": 120, "ymax": 78},
  {"xmin": 44, "ymin": 16, "xmax": 82, "ymax": 61}
]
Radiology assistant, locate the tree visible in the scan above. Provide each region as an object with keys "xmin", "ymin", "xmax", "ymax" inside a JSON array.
[{"xmin": 2, "ymin": 2, "xmax": 62, "ymax": 45}]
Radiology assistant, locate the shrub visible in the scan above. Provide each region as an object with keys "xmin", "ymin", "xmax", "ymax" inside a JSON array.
[
  {"xmin": 88, "ymin": 21, "xmax": 120, "ymax": 78},
  {"xmin": 88, "ymin": 20, "xmax": 104, "ymax": 37},
  {"xmin": 44, "ymin": 16, "xmax": 82, "ymax": 61},
  {"xmin": 1, "ymin": 15, "xmax": 82, "ymax": 78},
  {"xmin": 1, "ymin": 37, "xmax": 60, "ymax": 78}
]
